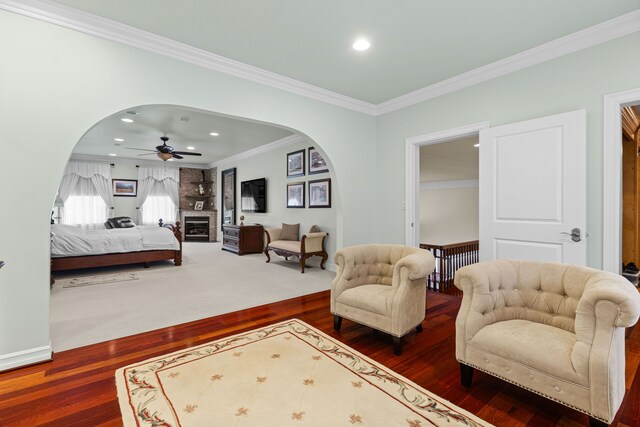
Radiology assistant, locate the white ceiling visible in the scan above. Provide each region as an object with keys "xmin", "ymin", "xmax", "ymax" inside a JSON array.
[
  {"xmin": 31, "ymin": 1, "xmax": 638, "ymax": 164},
  {"xmin": 50, "ymin": 0, "xmax": 640, "ymax": 104},
  {"xmin": 73, "ymin": 105, "xmax": 294, "ymax": 165}
]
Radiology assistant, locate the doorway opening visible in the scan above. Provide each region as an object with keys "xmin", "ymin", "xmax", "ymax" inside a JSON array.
[
  {"xmin": 603, "ymin": 88, "xmax": 640, "ymax": 273},
  {"xmin": 405, "ymin": 122, "xmax": 488, "ymax": 294},
  {"xmin": 620, "ymin": 103, "xmax": 640, "ymax": 285}
]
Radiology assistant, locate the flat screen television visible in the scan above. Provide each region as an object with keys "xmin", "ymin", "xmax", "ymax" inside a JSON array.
[{"xmin": 240, "ymin": 178, "xmax": 267, "ymax": 213}]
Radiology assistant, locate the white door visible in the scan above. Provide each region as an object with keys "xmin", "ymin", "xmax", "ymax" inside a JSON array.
[{"xmin": 479, "ymin": 110, "xmax": 587, "ymax": 265}]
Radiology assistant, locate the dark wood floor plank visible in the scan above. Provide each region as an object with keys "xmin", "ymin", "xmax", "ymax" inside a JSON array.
[{"xmin": 1, "ymin": 290, "xmax": 638, "ymax": 426}]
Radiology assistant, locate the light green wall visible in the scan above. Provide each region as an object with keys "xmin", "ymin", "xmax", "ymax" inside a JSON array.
[
  {"xmin": 216, "ymin": 139, "xmax": 337, "ymax": 269},
  {"xmin": 2, "ymin": 7, "xmax": 639, "ymax": 368},
  {"xmin": 376, "ymin": 32, "xmax": 640, "ymax": 268},
  {"xmin": 110, "ymin": 162, "xmax": 140, "ymax": 218},
  {"xmin": 0, "ymin": 11, "xmax": 375, "ymax": 363}
]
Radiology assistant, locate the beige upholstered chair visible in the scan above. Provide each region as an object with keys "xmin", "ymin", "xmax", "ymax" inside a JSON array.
[
  {"xmin": 264, "ymin": 225, "xmax": 328, "ymax": 273},
  {"xmin": 331, "ymin": 244, "xmax": 435, "ymax": 355},
  {"xmin": 455, "ymin": 260, "xmax": 640, "ymax": 426}
]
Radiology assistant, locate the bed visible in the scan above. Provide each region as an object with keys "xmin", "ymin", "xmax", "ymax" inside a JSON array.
[{"xmin": 50, "ymin": 220, "xmax": 182, "ymax": 272}]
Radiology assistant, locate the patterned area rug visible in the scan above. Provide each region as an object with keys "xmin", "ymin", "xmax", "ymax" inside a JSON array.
[
  {"xmin": 62, "ymin": 272, "xmax": 138, "ymax": 288},
  {"xmin": 116, "ymin": 319, "xmax": 491, "ymax": 427}
]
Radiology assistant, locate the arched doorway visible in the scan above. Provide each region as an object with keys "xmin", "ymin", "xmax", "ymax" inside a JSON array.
[{"xmin": 49, "ymin": 105, "xmax": 340, "ymax": 351}]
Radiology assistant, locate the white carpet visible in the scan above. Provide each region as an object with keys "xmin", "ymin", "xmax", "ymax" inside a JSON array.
[{"xmin": 50, "ymin": 242, "xmax": 334, "ymax": 352}]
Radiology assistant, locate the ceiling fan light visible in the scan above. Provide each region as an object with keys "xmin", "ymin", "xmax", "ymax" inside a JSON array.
[{"xmin": 158, "ymin": 152, "xmax": 173, "ymax": 161}]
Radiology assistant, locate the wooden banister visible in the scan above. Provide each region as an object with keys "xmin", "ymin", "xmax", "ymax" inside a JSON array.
[{"xmin": 420, "ymin": 240, "xmax": 479, "ymax": 296}]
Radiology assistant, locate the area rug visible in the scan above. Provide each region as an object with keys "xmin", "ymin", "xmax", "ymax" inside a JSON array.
[
  {"xmin": 116, "ymin": 319, "xmax": 491, "ymax": 427},
  {"xmin": 62, "ymin": 272, "xmax": 138, "ymax": 288}
]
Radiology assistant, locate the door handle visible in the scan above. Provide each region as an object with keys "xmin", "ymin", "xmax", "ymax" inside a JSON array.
[{"xmin": 561, "ymin": 228, "xmax": 582, "ymax": 242}]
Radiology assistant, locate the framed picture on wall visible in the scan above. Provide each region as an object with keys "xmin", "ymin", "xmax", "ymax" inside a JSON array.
[
  {"xmin": 308, "ymin": 146, "xmax": 329, "ymax": 174},
  {"xmin": 287, "ymin": 182, "xmax": 305, "ymax": 208},
  {"xmin": 194, "ymin": 200, "xmax": 204, "ymax": 211},
  {"xmin": 287, "ymin": 149, "xmax": 305, "ymax": 177},
  {"xmin": 308, "ymin": 178, "xmax": 331, "ymax": 208},
  {"xmin": 112, "ymin": 179, "xmax": 137, "ymax": 197}
]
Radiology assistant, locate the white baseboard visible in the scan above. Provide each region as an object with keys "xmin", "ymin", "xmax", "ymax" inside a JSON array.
[{"xmin": 0, "ymin": 344, "xmax": 52, "ymax": 372}]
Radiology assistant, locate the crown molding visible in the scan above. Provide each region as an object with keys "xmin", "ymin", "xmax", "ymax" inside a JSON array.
[
  {"xmin": 0, "ymin": 0, "xmax": 377, "ymax": 116},
  {"xmin": 2, "ymin": 1, "xmax": 638, "ymax": 117},
  {"xmin": 70, "ymin": 153, "xmax": 205, "ymax": 169},
  {"xmin": 421, "ymin": 179, "xmax": 479, "ymax": 191},
  {"xmin": 377, "ymin": 9, "xmax": 640, "ymax": 115},
  {"xmin": 210, "ymin": 134, "xmax": 304, "ymax": 168}
]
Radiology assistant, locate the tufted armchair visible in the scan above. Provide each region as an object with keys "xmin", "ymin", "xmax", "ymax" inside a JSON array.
[
  {"xmin": 455, "ymin": 260, "xmax": 640, "ymax": 426},
  {"xmin": 331, "ymin": 244, "xmax": 435, "ymax": 355}
]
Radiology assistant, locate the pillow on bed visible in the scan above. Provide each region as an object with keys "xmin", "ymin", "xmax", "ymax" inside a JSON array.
[{"xmin": 105, "ymin": 217, "xmax": 136, "ymax": 229}]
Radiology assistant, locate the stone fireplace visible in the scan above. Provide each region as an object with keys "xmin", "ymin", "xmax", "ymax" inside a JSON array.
[{"xmin": 180, "ymin": 211, "xmax": 217, "ymax": 242}]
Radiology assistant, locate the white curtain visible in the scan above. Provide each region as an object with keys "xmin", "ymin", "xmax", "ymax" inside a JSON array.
[
  {"xmin": 58, "ymin": 161, "xmax": 113, "ymax": 226},
  {"xmin": 137, "ymin": 166, "xmax": 179, "ymax": 225},
  {"xmin": 141, "ymin": 182, "xmax": 176, "ymax": 225}
]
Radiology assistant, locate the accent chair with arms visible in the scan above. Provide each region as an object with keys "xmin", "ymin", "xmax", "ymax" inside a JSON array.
[
  {"xmin": 331, "ymin": 244, "xmax": 435, "ymax": 355},
  {"xmin": 454, "ymin": 259, "xmax": 640, "ymax": 427}
]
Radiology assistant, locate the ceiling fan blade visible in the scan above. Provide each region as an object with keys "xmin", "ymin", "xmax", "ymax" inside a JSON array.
[
  {"xmin": 172, "ymin": 151, "xmax": 202, "ymax": 156},
  {"xmin": 127, "ymin": 147, "xmax": 157, "ymax": 152},
  {"xmin": 157, "ymin": 145, "xmax": 174, "ymax": 153},
  {"xmin": 172, "ymin": 154, "xmax": 184, "ymax": 159}
]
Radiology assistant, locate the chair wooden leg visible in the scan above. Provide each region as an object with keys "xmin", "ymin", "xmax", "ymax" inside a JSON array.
[
  {"xmin": 264, "ymin": 248, "xmax": 271, "ymax": 263},
  {"xmin": 320, "ymin": 252, "xmax": 328, "ymax": 270},
  {"xmin": 460, "ymin": 363, "xmax": 474, "ymax": 388},
  {"xmin": 588, "ymin": 417, "xmax": 608, "ymax": 427},
  {"xmin": 300, "ymin": 256, "xmax": 305, "ymax": 273},
  {"xmin": 333, "ymin": 315, "xmax": 342, "ymax": 332},
  {"xmin": 416, "ymin": 323, "xmax": 423, "ymax": 333},
  {"xmin": 393, "ymin": 336, "xmax": 403, "ymax": 355}
]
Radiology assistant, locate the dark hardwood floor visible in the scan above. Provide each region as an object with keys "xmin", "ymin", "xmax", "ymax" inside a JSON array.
[{"xmin": 1, "ymin": 290, "xmax": 639, "ymax": 426}]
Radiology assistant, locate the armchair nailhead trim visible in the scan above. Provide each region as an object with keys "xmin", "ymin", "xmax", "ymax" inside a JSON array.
[{"xmin": 457, "ymin": 359, "xmax": 608, "ymax": 424}]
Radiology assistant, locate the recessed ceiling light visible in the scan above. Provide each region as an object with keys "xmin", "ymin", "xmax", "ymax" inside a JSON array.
[
  {"xmin": 187, "ymin": 146, "xmax": 195, "ymax": 150},
  {"xmin": 352, "ymin": 39, "xmax": 371, "ymax": 51},
  {"xmin": 209, "ymin": 132, "xmax": 219, "ymax": 136},
  {"xmin": 473, "ymin": 143, "xmax": 480, "ymax": 148},
  {"xmin": 109, "ymin": 153, "xmax": 117, "ymax": 156},
  {"xmin": 114, "ymin": 138, "xmax": 124, "ymax": 142},
  {"xmin": 121, "ymin": 118, "xmax": 134, "ymax": 123}
]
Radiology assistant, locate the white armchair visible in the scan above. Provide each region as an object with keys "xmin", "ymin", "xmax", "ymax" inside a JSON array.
[
  {"xmin": 331, "ymin": 244, "xmax": 435, "ymax": 355},
  {"xmin": 454, "ymin": 260, "xmax": 640, "ymax": 426}
]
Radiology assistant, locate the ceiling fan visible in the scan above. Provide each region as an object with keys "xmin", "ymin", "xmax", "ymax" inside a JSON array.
[{"xmin": 127, "ymin": 136, "xmax": 203, "ymax": 161}]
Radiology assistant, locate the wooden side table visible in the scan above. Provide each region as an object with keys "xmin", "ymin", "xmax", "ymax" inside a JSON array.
[{"xmin": 222, "ymin": 224, "xmax": 264, "ymax": 255}]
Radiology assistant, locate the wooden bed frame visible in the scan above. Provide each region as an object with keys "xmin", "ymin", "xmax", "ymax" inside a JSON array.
[{"xmin": 51, "ymin": 220, "xmax": 182, "ymax": 273}]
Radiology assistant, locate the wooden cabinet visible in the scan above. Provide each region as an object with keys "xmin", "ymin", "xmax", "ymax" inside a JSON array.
[{"xmin": 222, "ymin": 224, "xmax": 264, "ymax": 255}]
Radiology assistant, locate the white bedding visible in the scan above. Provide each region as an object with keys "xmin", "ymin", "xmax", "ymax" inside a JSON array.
[{"xmin": 51, "ymin": 224, "xmax": 180, "ymax": 257}]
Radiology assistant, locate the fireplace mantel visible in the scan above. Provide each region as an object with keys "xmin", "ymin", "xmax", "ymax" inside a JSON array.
[{"xmin": 180, "ymin": 210, "xmax": 217, "ymax": 242}]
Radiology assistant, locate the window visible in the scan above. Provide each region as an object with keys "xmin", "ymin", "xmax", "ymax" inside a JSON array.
[
  {"xmin": 141, "ymin": 182, "xmax": 176, "ymax": 225},
  {"xmin": 62, "ymin": 177, "xmax": 108, "ymax": 226}
]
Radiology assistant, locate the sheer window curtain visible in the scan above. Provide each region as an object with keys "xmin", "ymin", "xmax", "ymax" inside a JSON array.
[
  {"xmin": 58, "ymin": 161, "xmax": 113, "ymax": 226},
  {"xmin": 137, "ymin": 166, "xmax": 179, "ymax": 225}
]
